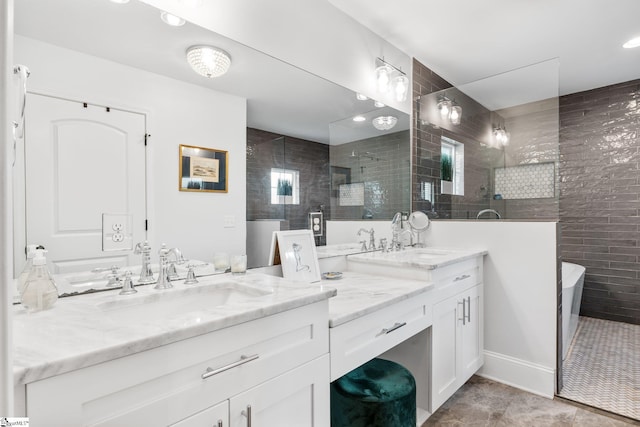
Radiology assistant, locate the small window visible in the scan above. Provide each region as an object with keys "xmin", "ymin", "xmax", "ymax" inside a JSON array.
[
  {"xmin": 441, "ymin": 137, "xmax": 464, "ymax": 196},
  {"xmin": 270, "ymin": 168, "xmax": 300, "ymax": 205}
]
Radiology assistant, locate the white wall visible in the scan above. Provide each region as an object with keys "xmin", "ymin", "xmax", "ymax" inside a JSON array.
[
  {"xmin": 327, "ymin": 219, "xmax": 559, "ymax": 397},
  {"xmin": 14, "ymin": 36, "xmax": 247, "ymax": 263},
  {"xmin": 141, "ymin": 0, "xmax": 411, "ymax": 114},
  {"xmin": 427, "ymin": 221, "xmax": 558, "ymax": 397}
]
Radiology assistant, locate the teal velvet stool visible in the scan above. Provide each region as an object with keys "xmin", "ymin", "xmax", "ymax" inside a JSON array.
[{"xmin": 331, "ymin": 358, "xmax": 416, "ymax": 427}]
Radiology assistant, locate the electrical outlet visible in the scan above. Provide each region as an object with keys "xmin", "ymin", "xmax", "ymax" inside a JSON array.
[
  {"xmin": 309, "ymin": 212, "xmax": 323, "ymax": 237},
  {"xmin": 103, "ymin": 213, "xmax": 133, "ymax": 251}
]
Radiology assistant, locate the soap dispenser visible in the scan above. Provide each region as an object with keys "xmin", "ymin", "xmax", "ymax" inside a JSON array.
[
  {"xmin": 20, "ymin": 249, "xmax": 59, "ymax": 313},
  {"xmin": 17, "ymin": 244, "xmax": 39, "ymax": 296}
]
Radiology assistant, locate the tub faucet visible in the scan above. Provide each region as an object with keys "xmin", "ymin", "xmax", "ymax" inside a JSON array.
[
  {"xmin": 357, "ymin": 228, "xmax": 375, "ymax": 251},
  {"xmin": 476, "ymin": 209, "xmax": 502, "ymax": 219},
  {"xmin": 134, "ymin": 241, "xmax": 155, "ymax": 284}
]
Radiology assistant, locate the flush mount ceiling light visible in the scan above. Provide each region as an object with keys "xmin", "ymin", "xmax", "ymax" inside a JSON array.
[
  {"xmin": 375, "ymin": 58, "xmax": 409, "ymax": 101},
  {"xmin": 623, "ymin": 36, "xmax": 640, "ymax": 49},
  {"xmin": 186, "ymin": 45, "xmax": 231, "ymax": 78},
  {"xmin": 161, "ymin": 11, "xmax": 186, "ymax": 27},
  {"xmin": 353, "ymin": 115, "xmax": 366, "ymax": 122},
  {"xmin": 372, "ymin": 115, "xmax": 398, "ymax": 131}
]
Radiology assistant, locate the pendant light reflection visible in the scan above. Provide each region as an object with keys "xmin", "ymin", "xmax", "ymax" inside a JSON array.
[
  {"xmin": 493, "ymin": 126, "xmax": 509, "ymax": 146},
  {"xmin": 437, "ymin": 96, "xmax": 462, "ymax": 126}
]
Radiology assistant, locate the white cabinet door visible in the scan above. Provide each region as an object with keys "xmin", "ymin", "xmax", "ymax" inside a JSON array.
[
  {"xmin": 170, "ymin": 400, "xmax": 228, "ymax": 427},
  {"xmin": 460, "ymin": 284, "xmax": 483, "ymax": 377},
  {"xmin": 431, "ymin": 283, "xmax": 483, "ymax": 412},
  {"xmin": 229, "ymin": 355, "xmax": 330, "ymax": 427},
  {"xmin": 431, "ymin": 293, "xmax": 462, "ymax": 411}
]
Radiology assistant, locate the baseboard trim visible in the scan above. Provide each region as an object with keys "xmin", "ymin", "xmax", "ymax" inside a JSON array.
[{"xmin": 477, "ymin": 350, "xmax": 555, "ymax": 398}]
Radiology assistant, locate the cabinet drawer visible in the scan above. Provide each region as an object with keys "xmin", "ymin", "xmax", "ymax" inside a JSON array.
[
  {"xmin": 27, "ymin": 301, "xmax": 329, "ymax": 427},
  {"xmin": 431, "ymin": 258, "xmax": 481, "ymax": 301},
  {"xmin": 330, "ymin": 293, "xmax": 433, "ymax": 381}
]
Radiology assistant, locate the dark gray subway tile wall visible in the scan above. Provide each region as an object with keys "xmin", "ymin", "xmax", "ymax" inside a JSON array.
[
  {"xmin": 329, "ymin": 130, "xmax": 410, "ymax": 221},
  {"xmin": 246, "ymin": 128, "xmax": 330, "ymax": 245},
  {"xmin": 413, "ymin": 57, "xmax": 639, "ymax": 324},
  {"xmin": 559, "ymin": 80, "xmax": 640, "ymax": 325}
]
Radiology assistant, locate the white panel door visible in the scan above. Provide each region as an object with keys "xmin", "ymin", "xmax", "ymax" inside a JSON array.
[{"xmin": 25, "ymin": 94, "xmax": 146, "ymax": 273}]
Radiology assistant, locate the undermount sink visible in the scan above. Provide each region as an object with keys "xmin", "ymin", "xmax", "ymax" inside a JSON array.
[{"xmin": 96, "ymin": 281, "xmax": 272, "ymax": 322}]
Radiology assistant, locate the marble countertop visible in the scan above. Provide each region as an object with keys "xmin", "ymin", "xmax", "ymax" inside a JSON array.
[
  {"xmin": 347, "ymin": 246, "xmax": 487, "ymax": 270},
  {"xmin": 315, "ymin": 243, "xmax": 366, "ymax": 259},
  {"xmin": 13, "ymin": 272, "xmax": 336, "ymax": 385},
  {"xmin": 324, "ymin": 271, "xmax": 434, "ymax": 327}
]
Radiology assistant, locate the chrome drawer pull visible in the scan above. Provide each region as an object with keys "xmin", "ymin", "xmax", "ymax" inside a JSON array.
[
  {"xmin": 379, "ymin": 322, "xmax": 407, "ymax": 335},
  {"xmin": 458, "ymin": 300, "xmax": 466, "ymax": 325},
  {"xmin": 466, "ymin": 296, "xmax": 471, "ymax": 323},
  {"xmin": 454, "ymin": 274, "xmax": 471, "ymax": 282},
  {"xmin": 242, "ymin": 405, "xmax": 252, "ymax": 427},
  {"xmin": 201, "ymin": 354, "xmax": 259, "ymax": 379},
  {"xmin": 217, "ymin": 420, "xmax": 223, "ymax": 427}
]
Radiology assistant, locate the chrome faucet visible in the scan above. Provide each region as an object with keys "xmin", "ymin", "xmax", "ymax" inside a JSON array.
[
  {"xmin": 166, "ymin": 247, "xmax": 186, "ymax": 280},
  {"xmin": 390, "ymin": 212, "xmax": 403, "ymax": 251},
  {"xmin": 476, "ymin": 209, "xmax": 502, "ymax": 219},
  {"xmin": 155, "ymin": 244, "xmax": 174, "ymax": 290},
  {"xmin": 134, "ymin": 241, "xmax": 155, "ymax": 284},
  {"xmin": 357, "ymin": 228, "xmax": 375, "ymax": 251}
]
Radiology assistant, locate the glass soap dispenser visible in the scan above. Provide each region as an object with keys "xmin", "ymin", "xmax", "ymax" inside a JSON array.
[
  {"xmin": 20, "ymin": 249, "xmax": 59, "ymax": 313},
  {"xmin": 17, "ymin": 244, "xmax": 39, "ymax": 297}
]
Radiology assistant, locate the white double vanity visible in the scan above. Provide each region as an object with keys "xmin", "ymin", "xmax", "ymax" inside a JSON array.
[{"xmin": 12, "ymin": 246, "xmax": 486, "ymax": 426}]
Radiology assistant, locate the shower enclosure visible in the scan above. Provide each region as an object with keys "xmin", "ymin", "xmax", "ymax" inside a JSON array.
[{"xmin": 414, "ymin": 67, "xmax": 560, "ymax": 222}]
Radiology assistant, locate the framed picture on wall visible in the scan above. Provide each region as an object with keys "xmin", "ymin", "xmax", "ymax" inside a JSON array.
[
  {"xmin": 269, "ymin": 230, "xmax": 321, "ymax": 283},
  {"xmin": 331, "ymin": 166, "xmax": 351, "ymax": 198},
  {"xmin": 179, "ymin": 144, "xmax": 228, "ymax": 193}
]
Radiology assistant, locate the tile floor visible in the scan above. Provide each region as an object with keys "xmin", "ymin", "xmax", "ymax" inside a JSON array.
[
  {"xmin": 559, "ymin": 316, "xmax": 640, "ymax": 421},
  {"xmin": 422, "ymin": 376, "xmax": 640, "ymax": 427}
]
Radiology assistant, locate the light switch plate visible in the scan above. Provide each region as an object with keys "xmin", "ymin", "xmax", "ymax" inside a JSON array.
[
  {"xmin": 102, "ymin": 213, "xmax": 133, "ymax": 251},
  {"xmin": 224, "ymin": 215, "xmax": 236, "ymax": 228}
]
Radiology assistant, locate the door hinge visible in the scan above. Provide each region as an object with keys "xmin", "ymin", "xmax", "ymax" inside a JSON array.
[
  {"xmin": 145, "ymin": 220, "xmax": 148, "ymax": 231},
  {"xmin": 144, "ymin": 133, "xmax": 151, "ymax": 146}
]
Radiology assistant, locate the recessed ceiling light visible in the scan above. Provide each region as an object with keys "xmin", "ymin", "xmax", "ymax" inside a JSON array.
[
  {"xmin": 623, "ymin": 36, "xmax": 640, "ymax": 49},
  {"xmin": 353, "ymin": 115, "xmax": 366, "ymax": 122},
  {"xmin": 161, "ymin": 11, "xmax": 186, "ymax": 27},
  {"xmin": 109, "ymin": 0, "xmax": 130, "ymax": 3},
  {"xmin": 374, "ymin": 100, "xmax": 385, "ymax": 108},
  {"xmin": 356, "ymin": 93, "xmax": 368, "ymax": 101}
]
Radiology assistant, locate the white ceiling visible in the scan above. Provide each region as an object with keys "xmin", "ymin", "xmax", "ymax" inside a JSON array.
[
  {"xmin": 329, "ymin": 0, "xmax": 640, "ymax": 106},
  {"xmin": 13, "ymin": 0, "xmax": 409, "ymax": 145}
]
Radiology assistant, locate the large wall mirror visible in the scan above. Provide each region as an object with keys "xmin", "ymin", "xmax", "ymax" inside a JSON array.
[{"xmin": 13, "ymin": 0, "xmax": 410, "ymax": 280}]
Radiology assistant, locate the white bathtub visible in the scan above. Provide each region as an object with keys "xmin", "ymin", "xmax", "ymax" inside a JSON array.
[{"xmin": 562, "ymin": 262, "xmax": 586, "ymax": 360}]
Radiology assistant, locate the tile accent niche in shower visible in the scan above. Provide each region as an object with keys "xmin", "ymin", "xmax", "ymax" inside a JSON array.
[{"xmin": 494, "ymin": 163, "xmax": 555, "ymax": 199}]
